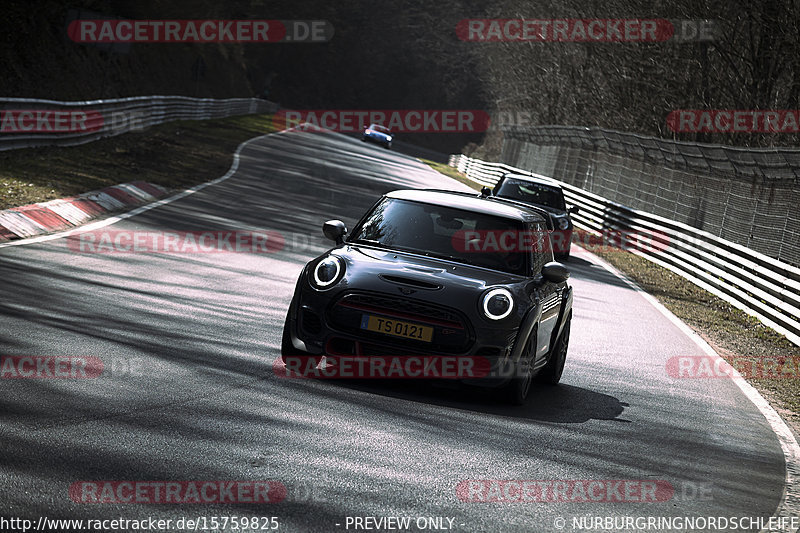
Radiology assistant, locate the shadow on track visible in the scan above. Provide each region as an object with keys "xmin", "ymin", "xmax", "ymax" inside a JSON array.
[{"xmin": 306, "ymin": 378, "xmax": 629, "ymax": 424}]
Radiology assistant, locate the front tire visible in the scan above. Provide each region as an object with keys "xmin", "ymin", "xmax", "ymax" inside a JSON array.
[
  {"xmin": 538, "ymin": 316, "xmax": 570, "ymax": 385},
  {"xmin": 505, "ymin": 333, "xmax": 536, "ymax": 405}
]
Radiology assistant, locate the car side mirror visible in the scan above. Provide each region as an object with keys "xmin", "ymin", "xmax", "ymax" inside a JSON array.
[
  {"xmin": 480, "ymin": 186, "xmax": 492, "ymax": 197},
  {"xmin": 323, "ymin": 220, "xmax": 347, "ymax": 244},
  {"xmin": 568, "ymin": 205, "xmax": 580, "ymax": 214},
  {"xmin": 542, "ymin": 261, "xmax": 570, "ymax": 283}
]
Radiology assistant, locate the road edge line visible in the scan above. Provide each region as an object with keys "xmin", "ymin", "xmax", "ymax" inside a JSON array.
[
  {"xmin": 0, "ymin": 128, "xmax": 296, "ymax": 250},
  {"xmin": 582, "ymin": 248, "xmax": 800, "ymax": 532}
]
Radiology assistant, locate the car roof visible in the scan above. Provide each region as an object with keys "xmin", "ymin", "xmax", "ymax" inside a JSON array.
[
  {"xmin": 385, "ymin": 189, "xmax": 548, "ymax": 224},
  {"xmin": 501, "ymin": 173, "xmax": 563, "ymax": 189}
]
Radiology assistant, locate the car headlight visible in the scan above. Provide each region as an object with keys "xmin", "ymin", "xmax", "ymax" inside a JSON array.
[
  {"xmin": 482, "ymin": 288, "xmax": 514, "ymax": 320},
  {"xmin": 386, "ymin": 136, "xmax": 393, "ymax": 141},
  {"xmin": 312, "ymin": 255, "xmax": 344, "ymax": 289},
  {"xmin": 557, "ymin": 217, "xmax": 570, "ymax": 230}
]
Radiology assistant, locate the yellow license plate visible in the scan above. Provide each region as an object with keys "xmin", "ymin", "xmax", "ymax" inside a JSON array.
[{"xmin": 360, "ymin": 314, "xmax": 433, "ymax": 342}]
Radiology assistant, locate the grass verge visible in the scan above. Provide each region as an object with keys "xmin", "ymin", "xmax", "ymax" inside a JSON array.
[
  {"xmin": 0, "ymin": 114, "xmax": 278, "ymax": 210},
  {"xmin": 420, "ymin": 159, "xmax": 482, "ymax": 191}
]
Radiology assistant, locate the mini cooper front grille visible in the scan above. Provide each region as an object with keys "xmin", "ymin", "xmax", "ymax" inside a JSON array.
[
  {"xmin": 335, "ymin": 293, "xmax": 462, "ymax": 327},
  {"xmin": 328, "ymin": 292, "xmax": 473, "ymax": 353}
]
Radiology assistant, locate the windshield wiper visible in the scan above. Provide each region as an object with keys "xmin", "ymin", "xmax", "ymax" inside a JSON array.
[
  {"xmin": 353, "ymin": 240, "xmax": 448, "ymax": 259},
  {"xmin": 350, "ymin": 238, "xmax": 392, "ymax": 249},
  {"xmin": 353, "ymin": 241, "xmax": 493, "ymax": 270},
  {"xmin": 419, "ymin": 250, "xmax": 479, "ymax": 267}
]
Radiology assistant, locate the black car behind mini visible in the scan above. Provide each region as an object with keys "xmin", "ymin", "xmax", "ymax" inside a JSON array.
[{"xmin": 493, "ymin": 173, "xmax": 580, "ymax": 260}]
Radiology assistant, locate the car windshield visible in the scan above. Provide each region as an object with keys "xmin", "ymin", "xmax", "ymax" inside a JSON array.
[
  {"xmin": 496, "ymin": 178, "xmax": 566, "ymax": 211},
  {"xmin": 369, "ymin": 124, "xmax": 390, "ymax": 133},
  {"xmin": 349, "ymin": 198, "xmax": 534, "ymax": 275}
]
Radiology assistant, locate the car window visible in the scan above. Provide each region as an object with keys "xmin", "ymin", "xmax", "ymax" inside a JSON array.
[
  {"xmin": 530, "ymin": 222, "xmax": 553, "ymax": 274},
  {"xmin": 496, "ymin": 178, "xmax": 567, "ymax": 211},
  {"xmin": 369, "ymin": 124, "xmax": 390, "ymax": 133},
  {"xmin": 350, "ymin": 198, "xmax": 530, "ymax": 275}
]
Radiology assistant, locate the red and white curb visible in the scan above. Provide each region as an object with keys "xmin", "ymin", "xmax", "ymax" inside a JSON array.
[{"xmin": 0, "ymin": 181, "xmax": 168, "ymax": 242}]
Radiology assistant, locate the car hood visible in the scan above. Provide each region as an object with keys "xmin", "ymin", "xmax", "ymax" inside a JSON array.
[{"xmin": 334, "ymin": 243, "xmax": 527, "ymax": 293}]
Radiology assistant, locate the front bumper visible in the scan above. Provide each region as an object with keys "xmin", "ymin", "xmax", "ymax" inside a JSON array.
[{"xmin": 287, "ymin": 285, "xmax": 522, "ymax": 388}]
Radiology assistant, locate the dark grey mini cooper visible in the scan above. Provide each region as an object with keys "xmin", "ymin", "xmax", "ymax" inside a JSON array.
[{"xmin": 282, "ymin": 189, "xmax": 573, "ymax": 404}]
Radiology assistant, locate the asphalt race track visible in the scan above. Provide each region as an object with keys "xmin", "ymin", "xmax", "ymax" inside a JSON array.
[{"xmin": 0, "ymin": 128, "xmax": 791, "ymax": 532}]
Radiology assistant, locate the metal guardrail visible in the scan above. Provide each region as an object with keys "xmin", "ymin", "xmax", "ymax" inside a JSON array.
[
  {"xmin": 449, "ymin": 154, "xmax": 800, "ymax": 347},
  {"xmin": 499, "ymin": 126, "xmax": 800, "ymax": 267},
  {"xmin": 502, "ymin": 125, "xmax": 800, "ymax": 180},
  {"xmin": 0, "ymin": 95, "xmax": 278, "ymax": 151}
]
